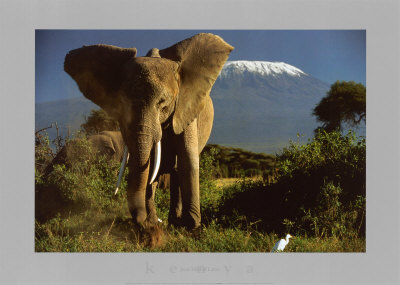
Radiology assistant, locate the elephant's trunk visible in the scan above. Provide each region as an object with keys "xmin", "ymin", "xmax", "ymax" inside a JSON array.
[
  {"xmin": 115, "ymin": 140, "xmax": 160, "ymax": 195},
  {"xmin": 126, "ymin": 133, "xmax": 154, "ymax": 224}
]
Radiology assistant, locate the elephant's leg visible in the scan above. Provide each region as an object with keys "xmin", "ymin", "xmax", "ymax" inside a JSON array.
[
  {"xmin": 176, "ymin": 119, "xmax": 201, "ymax": 230},
  {"xmin": 145, "ymin": 182, "xmax": 159, "ymax": 224},
  {"xmin": 168, "ymin": 167, "xmax": 182, "ymax": 225}
]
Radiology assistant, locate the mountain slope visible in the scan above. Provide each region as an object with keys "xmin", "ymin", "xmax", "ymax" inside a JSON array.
[
  {"xmin": 35, "ymin": 61, "xmax": 330, "ymax": 154},
  {"xmin": 35, "ymin": 97, "xmax": 99, "ymax": 140},
  {"xmin": 209, "ymin": 61, "xmax": 330, "ymax": 153}
]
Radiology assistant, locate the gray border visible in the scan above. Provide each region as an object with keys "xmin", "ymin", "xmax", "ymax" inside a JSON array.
[{"xmin": 1, "ymin": 0, "xmax": 399, "ymax": 284}]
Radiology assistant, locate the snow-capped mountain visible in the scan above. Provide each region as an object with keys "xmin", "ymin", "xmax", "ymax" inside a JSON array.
[
  {"xmin": 208, "ymin": 61, "xmax": 331, "ymax": 153},
  {"xmin": 220, "ymin": 61, "xmax": 307, "ymax": 78},
  {"xmin": 36, "ymin": 61, "xmax": 331, "ymax": 154},
  {"xmin": 213, "ymin": 61, "xmax": 328, "ymax": 106}
]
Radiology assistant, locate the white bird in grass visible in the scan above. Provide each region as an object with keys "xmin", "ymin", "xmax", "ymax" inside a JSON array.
[{"xmin": 271, "ymin": 234, "xmax": 292, "ymax": 252}]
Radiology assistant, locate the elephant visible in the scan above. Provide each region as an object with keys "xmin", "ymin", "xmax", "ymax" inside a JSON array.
[
  {"xmin": 43, "ymin": 130, "xmax": 125, "ymax": 176},
  {"xmin": 43, "ymin": 130, "xmax": 171, "ymax": 192},
  {"xmin": 64, "ymin": 33, "xmax": 234, "ymax": 231}
]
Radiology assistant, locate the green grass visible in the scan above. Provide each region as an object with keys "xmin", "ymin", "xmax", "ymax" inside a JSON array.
[
  {"xmin": 35, "ymin": 130, "xmax": 365, "ymax": 252},
  {"xmin": 35, "ymin": 178, "xmax": 365, "ymax": 252}
]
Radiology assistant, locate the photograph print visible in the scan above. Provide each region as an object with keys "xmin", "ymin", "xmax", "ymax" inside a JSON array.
[{"xmin": 35, "ymin": 30, "xmax": 366, "ymax": 252}]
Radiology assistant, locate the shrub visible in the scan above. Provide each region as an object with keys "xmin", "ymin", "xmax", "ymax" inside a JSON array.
[
  {"xmin": 37, "ymin": 134, "xmax": 127, "ymax": 217},
  {"xmin": 200, "ymin": 146, "xmax": 219, "ymax": 184},
  {"xmin": 203, "ymin": 144, "xmax": 276, "ymax": 178},
  {"xmin": 277, "ymin": 130, "xmax": 365, "ymax": 237},
  {"xmin": 199, "ymin": 147, "xmax": 220, "ymax": 219},
  {"xmin": 35, "ymin": 131, "xmax": 54, "ymax": 175},
  {"xmin": 301, "ymin": 181, "xmax": 364, "ymax": 238},
  {"xmin": 277, "ymin": 130, "xmax": 366, "ymax": 206},
  {"xmin": 81, "ymin": 109, "xmax": 120, "ymax": 135},
  {"xmin": 215, "ymin": 130, "xmax": 366, "ymax": 238}
]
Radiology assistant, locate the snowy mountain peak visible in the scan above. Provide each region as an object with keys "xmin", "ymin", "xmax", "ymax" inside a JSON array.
[{"xmin": 221, "ymin": 60, "xmax": 307, "ymax": 78}]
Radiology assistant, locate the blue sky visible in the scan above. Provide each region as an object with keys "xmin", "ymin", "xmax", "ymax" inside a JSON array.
[{"xmin": 35, "ymin": 30, "xmax": 366, "ymax": 103}]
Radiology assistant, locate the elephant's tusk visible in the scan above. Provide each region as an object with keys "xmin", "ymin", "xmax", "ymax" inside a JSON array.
[
  {"xmin": 115, "ymin": 145, "xmax": 129, "ymax": 195},
  {"xmin": 149, "ymin": 141, "xmax": 161, "ymax": 185}
]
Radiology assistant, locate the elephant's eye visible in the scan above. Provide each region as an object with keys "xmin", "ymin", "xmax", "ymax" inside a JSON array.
[
  {"xmin": 158, "ymin": 96, "xmax": 168, "ymax": 108},
  {"xmin": 162, "ymin": 105, "xmax": 169, "ymax": 113}
]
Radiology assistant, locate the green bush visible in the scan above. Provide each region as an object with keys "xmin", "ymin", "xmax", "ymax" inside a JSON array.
[
  {"xmin": 81, "ymin": 109, "xmax": 120, "ymax": 135},
  {"xmin": 215, "ymin": 130, "xmax": 366, "ymax": 238},
  {"xmin": 38, "ymin": 134, "xmax": 127, "ymax": 213},
  {"xmin": 35, "ymin": 128, "xmax": 365, "ymax": 252},
  {"xmin": 203, "ymin": 144, "xmax": 276, "ymax": 178},
  {"xmin": 35, "ymin": 131, "xmax": 54, "ymax": 175},
  {"xmin": 277, "ymin": 130, "xmax": 365, "ymax": 237},
  {"xmin": 200, "ymin": 147, "xmax": 219, "ymax": 186},
  {"xmin": 277, "ymin": 130, "xmax": 366, "ymax": 207},
  {"xmin": 199, "ymin": 147, "xmax": 220, "ymax": 220},
  {"xmin": 301, "ymin": 181, "xmax": 365, "ymax": 238}
]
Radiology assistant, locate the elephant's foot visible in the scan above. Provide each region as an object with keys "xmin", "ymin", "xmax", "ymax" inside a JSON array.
[
  {"xmin": 130, "ymin": 207, "xmax": 147, "ymax": 225},
  {"xmin": 181, "ymin": 210, "xmax": 201, "ymax": 231},
  {"xmin": 130, "ymin": 209, "xmax": 160, "ymax": 229},
  {"xmin": 168, "ymin": 217, "xmax": 182, "ymax": 228},
  {"xmin": 145, "ymin": 211, "xmax": 160, "ymax": 225},
  {"xmin": 189, "ymin": 225, "xmax": 202, "ymax": 239},
  {"xmin": 168, "ymin": 213, "xmax": 201, "ymax": 236},
  {"xmin": 131, "ymin": 221, "xmax": 165, "ymax": 249}
]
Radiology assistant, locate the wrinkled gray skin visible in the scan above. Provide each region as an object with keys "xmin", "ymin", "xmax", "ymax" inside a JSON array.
[{"xmin": 64, "ymin": 33, "xmax": 233, "ymax": 230}]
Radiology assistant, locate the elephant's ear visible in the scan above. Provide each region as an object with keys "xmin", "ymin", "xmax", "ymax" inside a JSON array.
[
  {"xmin": 159, "ymin": 33, "xmax": 234, "ymax": 134},
  {"xmin": 64, "ymin": 45, "xmax": 137, "ymax": 117}
]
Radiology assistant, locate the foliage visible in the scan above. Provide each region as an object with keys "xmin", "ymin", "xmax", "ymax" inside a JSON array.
[
  {"xmin": 278, "ymin": 130, "xmax": 366, "ymax": 204},
  {"xmin": 81, "ymin": 109, "xmax": 119, "ymax": 135},
  {"xmin": 313, "ymin": 80, "xmax": 366, "ymax": 132},
  {"xmin": 199, "ymin": 147, "xmax": 219, "ymax": 212},
  {"xmin": 300, "ymin": 181, "xmax": 365, "ymax": 239},
  {"xmin": 276, "ymin": 130, "xmax": 366, "ymax": 237},
  {"xmin": 203, "ymin": 144, "xmax": 276, "ymax": 178},
  {"xmin": 215, "ymin": 130, "xmax": 366, "ymax": 238},
  {"xmin": 35, "ymin": 131, "xmax": 55, "ymax": 174},
  {"xmin": 200, "ymin": 147, "xmax": 219, "ymax": 186},
  {"xmin": 35, "ymin": 127, "xmax": 365, "ymax": 252},
  {"xmin": 35, "ymin": 133, "xmax": 128, "ymax": 222}
]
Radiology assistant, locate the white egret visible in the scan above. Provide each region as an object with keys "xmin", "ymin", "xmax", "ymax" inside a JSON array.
[{"xmin": 271, "ymin": 234, "xmax": 292, "ymax": 252}]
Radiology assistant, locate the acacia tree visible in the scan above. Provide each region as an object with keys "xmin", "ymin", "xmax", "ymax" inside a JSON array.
[
  {"xmin": 313, "ymin": 80, "xmax": 366, "ymax": 132},
  {"xmin": 81, "ymin": 109, "xmax": 119, "ymax": 135}
]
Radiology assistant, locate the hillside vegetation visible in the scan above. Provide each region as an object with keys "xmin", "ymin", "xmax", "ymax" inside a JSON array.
[
  {"xmin": 35, "ymin": 128, "xmax": 365, "ymax": 252},
  {"xmin": 203, "ymin": 144, "xmax": 276, "ymax": 178}
]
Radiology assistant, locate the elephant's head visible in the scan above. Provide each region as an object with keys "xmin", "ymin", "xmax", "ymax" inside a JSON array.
[{"xmin": 64, "ymin": 33, "xmax": 233, "ymax": 224}]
